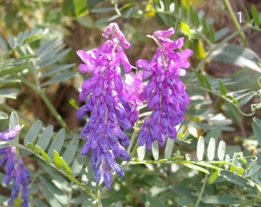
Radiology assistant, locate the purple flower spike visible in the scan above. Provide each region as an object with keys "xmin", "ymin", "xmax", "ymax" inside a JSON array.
[
  {"xmin": 76, "ymin": 23, "xmax": 142, "ymax": 189},
  {"xmin": 137, "ymin": 28, "xmax": 193, "ymax": 150},
  {"xmin": 0, "ymin": 125, "xmax": 30, "ymax": 207}
]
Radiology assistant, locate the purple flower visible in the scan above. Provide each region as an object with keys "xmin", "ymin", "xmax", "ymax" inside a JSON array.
[
  {"xmin": 0, "ymin": 125, "xmax": 30, "ymax": 207},
  {"xmin": 76, "ymin": 23, "xmax": 139, "ymax": 189},
  {"xmin": 136, "ymin": 28, "xmax": 193, "ymax": 150}
]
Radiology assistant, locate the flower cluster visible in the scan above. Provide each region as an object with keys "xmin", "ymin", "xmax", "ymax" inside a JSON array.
[
  {"xmin": 76, "ymin": 23, "xmax": 143, "ymax": 189},
  {"xmin": 136, "ymin": 28, "xmax": 193, "ymax": 150},
  {"xmin": 77, "ymin": 24, "xmax": 192, "ymax": 189},
  {"xmin": 0, "ymin": 125, "xmax": 30, "ymax": 207}
]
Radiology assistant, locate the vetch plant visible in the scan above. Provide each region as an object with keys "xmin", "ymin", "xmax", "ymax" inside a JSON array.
[{"xmin": 1, "ymin": 1, "xmax": 261, "ymax": 205}]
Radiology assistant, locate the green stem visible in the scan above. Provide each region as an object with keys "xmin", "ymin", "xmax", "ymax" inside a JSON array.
[
  {"xmin": 223, "ymin": 0, "xmax": 249, "ymax": 48},
  {"xmin": 194, "ymin": 174, "xmax": 208, "ymax": 207},
  {"xmin": 16, "ymin": 75, "xmax": 70, "ymax": 132},
  {"xmin": 94, "ymin": 183, "xmax": 102, "ymax": 207}
]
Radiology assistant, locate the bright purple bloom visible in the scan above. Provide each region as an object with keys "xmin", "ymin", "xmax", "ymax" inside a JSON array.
[
  {"xmin": 136, "ymin": 28, "xmax": 193, "ymax": 150},
  {"xmin": 76, "ymin": 23, "xmax": 140, "ymax": 189},
  {"xmin": 0, "ymin": 125, "xmax": 30, "ymax": 207}
]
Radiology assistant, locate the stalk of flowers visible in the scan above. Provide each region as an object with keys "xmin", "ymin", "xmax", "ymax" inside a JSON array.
[
  {"xmin": 136, "ymin": 28, "xmax": 193, "ymax": 150},
  {"xmin": 0, "ymin": 125, "xmax": 30, "ymax": 207},
  {"xmin": 76, "ymin": 23, "xmax": 143, "ymax": 189}
]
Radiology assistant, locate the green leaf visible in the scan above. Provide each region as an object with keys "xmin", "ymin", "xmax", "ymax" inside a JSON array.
[
  {"xmin": 27, "ymin": 143, "xmax": 39, "ymax": 155},
  {"xmin": 219, "ymin": 80, "xmax": 227, "ymax": 96},
  {"xmin": 217, "ymin": 140, "xmax": 226, "ymax": 160},
  {"xmin": 181, "ymin": 0, "xmax": 187, "ymax": 19},
  {"xmin": 246, "ymin": 162, "xmax": 261, "ymax": 177},
  {"xmin": 201, "ymin": 195, "xmax": 237, "ymax": 205},
  {"xmin": 48, "ymin": 128, "xmax": 65, "ymax": 158},
  {"xmin": 115, "ymin": 201, "xmax": 123, "ymax": 207},
  {"xmin": 62, "ymin": 138, "xmax": 79, "ymax": 165},
  {"xmin": 96, "ymin": 15, "xmax": 120, "ymax": 23},
  {"xmin": 209, "ymin": 26, "xmax": 215, "ymax": 43},
  {"xmin": 36, "ymin": 125, "xmax": 53, "ymax": 151},
  {"xmin": 91, "ymin": 7, "xmax": 114, "ymax": 13},
  {"xmin": 71, "ymin": 152, "xmax": 87, "ymax": 177},
  {"xmin": 195, "ymin": 72, "xmax": 205, "ymax": 87},
  {"xmin": 38, "ymin": 48, "xmax": 71, "ymax": 70},
  {"xmin": 38, "ymin": 184, "xmax": 63, "ymax": 207},
  {"xmin": 209, "ymin": 44, "xmax": 261, "ymax": 72},
  {"xmin": 69, "ymin": 98, "xmax": 79, "ymax": 110},
  {"xmin": 251, "ymin": 5, "xmax": 260, "ymax": 26},
  {"xmin": 202, "ymin": 16, "xmax": 209, "ymax": 35},
  {"xmin": 82, "ymin": 198, "xmax": 95, "ymax": 207},
  {"xmin": 0, "ymin": 36, "xmax": 8, "ymax": 51},
  {"xmin": 0, "ymin": 88, "xmax": 19, "ymax": 99},
  {"xmin": 24, "ymin": 120, "xmax": 42, "ymax": 145},
  {"xmin": 39, "ymin": 174, "xmax": 68, "ymax": 205},
  {"xmin": 224, "ymin": 154, "xmax": 230, "ymax": 169},
  {"xmin": 239, "ymin": 91, "xmax": 255, "ymax": 107},
  {"xmin": 238, "ymin": 199, "xmax": 256, "ymax": 207},
  {"xmin": 16, "ymin": 31, "xmax": 23, "ymax": 46},
  {"xmin": 172, "ymin": 186, "xmax": 197, "ymax": 203},
  {"xmin": 164, "ymin": 137, "xmax": 175, "ymax": 159},
  {"xmin": 36, "ymin": 145, "xmax": 51, "ymax": 164},
  {"xmin": 183, "ymin": 163, "xmax": 209, "ymax": 174},
  {"xmin": 208, "ymin": 170, "xmax": 219, "ymax": 184},
  {"xmin": 123, "ymin": 6, "xmax": 140, "ymax": 18},
  {"xmin": 0, "ymin": 112, "xmax": 8, "ymax": 120},
  {"xmin": 252, "ymin": 117, "xmax": 261, "ymax": 146},
  {"xmin": 62, "ymin": 0, "xmax": 104, "ymax": 17},
  {"xmin": 146, "ymin": 195, "xmax": 168, "ymax": 207},
  {"xmin": 197, "ymin": 136, "xmax": 205, "ymax": 161},
  {"xmin": 9, "ymin": 111, "xmax": 19, "ymax": 131},
  {"xmin": 0, "ymin": 66, "xmax": 29, "ymax": 77},
  {"xmin": 40, "ymin": 64, "xmax": 76, "ymax": 78},
  {"xmin": 214, "ymin": 28, "xmax": 228, "ymax": 41},
  {"xmin": 202, "ymin": 75, "xmax": 212, "ymax": 91},
  {"xmin": 53, "ymin": 150, "xmax": 63, "ymax": 170},
  {"xmin": 61, "ymin": 158, "xmax": 74, "ymax": 177},
  {"xmin": 207, "ymin": 137, "xmax": 216, "ymax": 161},
  {"xmin": 137, "ymin": 145, "xmax": 146, "ymax": 161},
  {"xmin": 22, "ymin": 29, "xmax": 49, "ymax": 44},
  {"xmin": 41, "ymin": 162, "xmax": 70, "ymax": 190},
  {"xmin": 152, "ymin": 141, "xmax": 159, "ymax": 160},
  {"xmin": 8, "ymin": 35, "xmax": 15, "ymax": 49},
  {"xmin": 41, "ymin": 71, "xmax": 78, "ymax": 87},
  {"xmin": 241, "ymin": 3, "xmax": 250, "ymax": 23},
  {"xmin": 174, "ymin": 0, "xmax": 179, "ymax": 15},
  {"xmin": 180, "ymin": 21, "xmax": 192, "ymax": 37},
  {"xmin": 189, "ymin": 7, "xmax": 195, "ymax": 25},
  {"xmin": 219, "ymin": 170, "xmax": 256, "ymax": 191},
  {"xmin": 33, "ymin": 198, "xmax": 47, "ymax": 207}
]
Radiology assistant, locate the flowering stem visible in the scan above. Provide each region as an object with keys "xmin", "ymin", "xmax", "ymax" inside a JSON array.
[
  {"xmin": 16, "ymin": 75, "xmax": 70, "ymax": 133},
  {"xmin": 223, "ymin": 0, "xmax": 249, "ymax": 48},
  {"xmin": 194, "ymin": 174, "xmax": 208, "ymax": 207}
]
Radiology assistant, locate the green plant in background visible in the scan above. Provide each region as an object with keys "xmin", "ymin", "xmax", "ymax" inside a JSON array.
[{"xmin": 0, "ymin": 0, "xmax": 261, "ymax": 206}]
